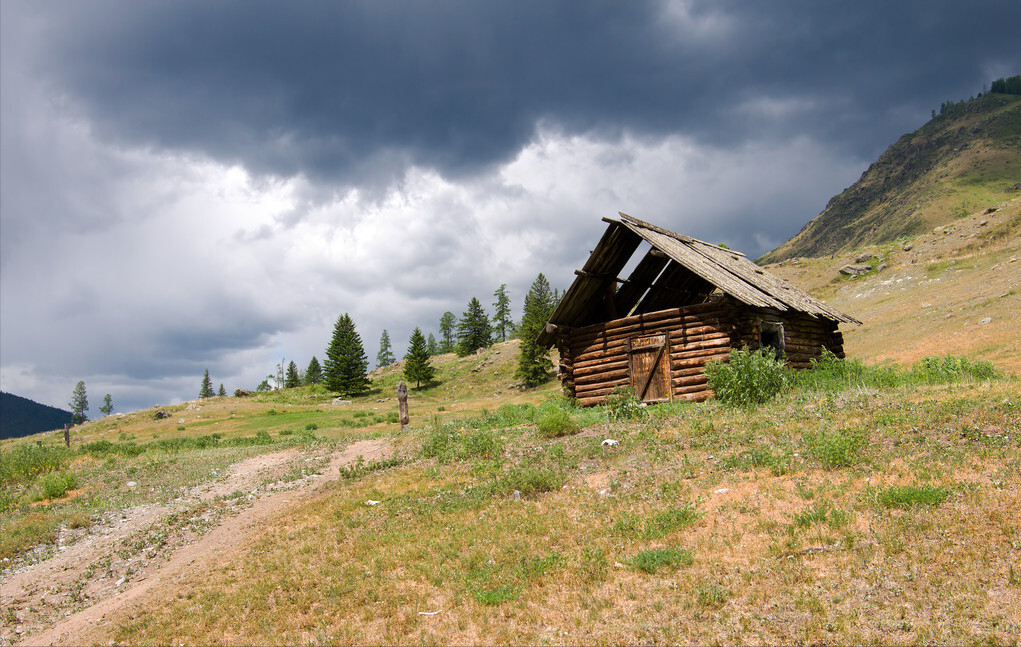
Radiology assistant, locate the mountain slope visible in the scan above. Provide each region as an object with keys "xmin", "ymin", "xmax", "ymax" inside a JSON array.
[
  {"xmin": 0, "ymin": 391, "xmax": 74, "ymax": 440},
  {"xmin": 760, "ymin": 89, "xmax": 1021, "ymax": 263}
]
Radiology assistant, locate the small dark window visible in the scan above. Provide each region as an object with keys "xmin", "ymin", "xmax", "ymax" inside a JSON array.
[{"xmin": 759, "ymin": 321, "xmax": 785, "ymax": 361}]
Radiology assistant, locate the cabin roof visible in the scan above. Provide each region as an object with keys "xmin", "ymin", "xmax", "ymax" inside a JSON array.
[{"xmin": 537, "ymin": 213, "xmax": 859, "ymax": 347}]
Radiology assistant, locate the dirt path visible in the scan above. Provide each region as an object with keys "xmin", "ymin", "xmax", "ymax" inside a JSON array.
[{"xmin": 4, "ymin": 439, "xmax": 392, "ymax": 647}]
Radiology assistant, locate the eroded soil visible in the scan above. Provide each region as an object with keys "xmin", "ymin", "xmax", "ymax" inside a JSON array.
[{"xmin": 2, "ymin": 438, "xmax": 392, "ymax": 647}]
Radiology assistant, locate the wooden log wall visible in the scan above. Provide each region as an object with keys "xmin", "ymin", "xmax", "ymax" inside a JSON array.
[
  {"xmin": 560, "ymin": 301, "xmax": 738, "ymax": 407},
  {"xmin": 557, "ymin": 299, "xmax": 850, "ymax": 407},
  {"xmin": 733, "ymin": 308, "xmax": 846, "ymax": 369}
]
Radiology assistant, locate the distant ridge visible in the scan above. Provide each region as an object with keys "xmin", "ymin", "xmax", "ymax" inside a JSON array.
[
  {"xmin": 0, "ymin": 391, "xmax": 74, "ymax": 441},
  {"xmin": 760, "ymin": 78, "xmax": 1021, "ymax": 262}
]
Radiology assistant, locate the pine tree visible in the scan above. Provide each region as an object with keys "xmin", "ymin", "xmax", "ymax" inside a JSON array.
[
  {"xmin": 324, "ymin": 313, "xmax": 370, "ymax": 395},
  {"xmin": 99, "ymin": 393, "xmax": 113, "ymax": 416},
  {"xmin": 403, "ymin": 327, "xmax": 436, "ymax": 389},
  {"xmin": 377, "ymin": 329, "xmax": 395, "ymax": 368},
  {"xmin": 200, "ymin": 369, "xmax": 215, "ymax": 398},
  {"xmin": 492, "ymin": 284, "xmax": 512, "ymax": 343},
  {"xmin": 218, "ymin": 384, "xmax": 227, "ymax": 397},
  {"xmin": 69, "ymin": 380, "xmax": 88, "ymax": 425},
  {"xmin": 426, "ymin": 333, "xmax": 439, "ymax": 356},
  {"xmin": 305, "ymin": 356, "xmax": 323, "ymax": 385},
  {"xmin": 516, "ymin": 273, "xmax": 559, "ymax": 387},
  {"xmin": 285, "ymin": 361, "xmax": 301, "ymax": 388},
  {"xmin": 457, "ymin": 297, "xmax": 492, "ymax": 357},
  {"xmin": 438, "ymin": 311, "xmax": 457, "ymax": 354}
]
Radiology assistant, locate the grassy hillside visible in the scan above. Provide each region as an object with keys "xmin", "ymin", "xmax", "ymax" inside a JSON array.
[
  {"xmin": 767, "ymin": 198, "xmax": 1021, "ymax": 374},
  {"xmin": 761, "ymin": 91, "xmax": 1021, "ymax": 263},
  {"xmin": 3, "ymin": 336, "xmax": 1019, "ymax": 644}
]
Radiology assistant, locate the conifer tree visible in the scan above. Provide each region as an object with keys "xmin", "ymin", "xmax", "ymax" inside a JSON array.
[
  {"xmin": 285, "ymin": 361, "xmax": 301, "ymax": 388},
  {"xmin": 516, "ymin": 273, "xmax": 559, "ymax": 387},
  {"xmin": 403, "ymin": 327, "xmax": 436, "ymax": 389},
  {"xmin": 99, "ymin": 393, "xmax": 113, "ymax": 416},
  {"xmin": 69, "ymin": 380, "xmax": 88, "ymax": 425},
  {"xmin": 199, "ymin": 369, "xmax": 215, "ymax": 398},
  {"xmin": 324, "ymin": 313, "xmax": 370, "ymax": 395},
  {"xmin": 305, "ymin": 356, "xmax": 323, "ymax": 385},
  {"xmin": 218, "ymin": 384, "xmax": 227, "ymax": 397},
  {"xmin": 492, "ymin": 284, "xmax": 512, "ymax": 342},
  {"xmin": 438, "ymin": 311, "xmax": 457, "ymax": 354},
  {"xmin": 426, "ymin": 333, "xmax": 439, "ymax": 356},
  {"xmin": 456, "ymin": 297, "xmax": 492, "ymax": 357},
  {"xmin": 377, "ymin": 329, "xmax": 395, "ymax": 368}
]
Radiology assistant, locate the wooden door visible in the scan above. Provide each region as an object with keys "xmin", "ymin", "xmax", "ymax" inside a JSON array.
[{"xmin": 629, "ymin": 334, "xmax": 672, "ymax": 403}]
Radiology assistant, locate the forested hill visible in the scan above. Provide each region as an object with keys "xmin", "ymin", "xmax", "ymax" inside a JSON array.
[
  {"xmin": 760, "ymin": 77, "xmax": 1021, "ymax": 263},
  {"xmin": 0, "ymin": 392, "xmax": 74, "ymax": 440}
]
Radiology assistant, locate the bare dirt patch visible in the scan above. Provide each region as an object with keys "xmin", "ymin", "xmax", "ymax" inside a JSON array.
[{"xmin": 2, "ymin": 438, "xmax": 392, "ymax": 647}]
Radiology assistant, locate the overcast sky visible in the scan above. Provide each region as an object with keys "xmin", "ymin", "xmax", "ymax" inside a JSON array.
[{"xmin": 2, "ymin": 1, "xmax": 1018, "ymax": 415}]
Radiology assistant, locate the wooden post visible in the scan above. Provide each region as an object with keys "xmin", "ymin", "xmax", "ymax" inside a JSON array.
[
  {"xmin": 63, "ymin": 424, "xmax": 70, "ymax": 448},
  {"xmin": 397, "ymin": 381, "xmax": 409, "ymax": 431}
]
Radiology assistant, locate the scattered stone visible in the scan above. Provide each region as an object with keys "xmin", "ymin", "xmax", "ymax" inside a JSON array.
[
  {"xmin": 902, "ymin": 242, "xmax": 914, "ymax": 252},
  {"xmin": 714, "ymin": 488, "xmax": 730, "ymax": 494},
  {"xmin": 126, "ymin": 482, "xmax": 137, "ymax": 488},
  {"xmin": 855, "ymin": 253, "xmax": 873, "ymax": 263},
  {"xmin": 365, "ymin": 500, "xmax": 381, "ymax": 506},
  {"xmin": 978, "ymin": 219, "xmax": 988, "ymax": 227},
  {"xmin": 978, "ymin": 317, "xmax": 992, "ymax": 325},
  {"xmin": 984, "ymin": 207, "xmax": 997, "ymax": 213},
  {"xmin": 511, "ymin": 490, "xmax": 521, "ymax": 502},
  {"xmin": 152, "ymin": 409, "xmax": 170, "ymax": 420},
  {"xmin": 601, "ymin": 439, "xmax": 619, "ymax": 447},
  {"xmin": 332, "ymin": 398, "xmax": 352, "ymax": 406},
  {"xmin": 933, "ymin": 225, "xmax": 944, "ymax": 233},
  {"xmin": 876, "ymin": 263, "xmax": 888, "ymax": 273},
  {"xmin": 922, "ymin": 303, "xmax": 933, "ymax": 308},
  {"xmin": 839, "ymin": 264, "xmax": 871, "ymax": 276},
  {"xmin": 1010, "ymin": 257, "xmax": 1017, "ymax": 264}
]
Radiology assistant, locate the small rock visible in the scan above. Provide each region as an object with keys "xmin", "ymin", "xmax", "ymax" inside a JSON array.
[
  {"xmin": 714, "ymin": 488, "xmax": 730, "ymax": 494},
  {"xmin": 876, "ymin": 263, "xmax": 888, "ymax": 273},
  {"xmin": 332, "ymin": 398, "xmax": 352, "ymax": 406},
  {"xmin": 978, "ymin": 219, "xmax": 988, "ymax": 227},
  {"xmin": 855, "ymin": 253, "xmax": 873, "ymax": 263},
  {"xmin": 1010, "ymin": 257, "xmax": 1017, "ymax": 263},
  {"xmin": 839, "ymin": 264, "xmax": 871, "ymax": 276},
  {"xmin": 366, "ymin": 500, "xmax": 381, "ymax": 506},
  {"xmin": 902, "ymin": 242, "xmax": 914, "ymax": 252},
  {"xmin": 126, "ymin": 481, "xmax": 137, "ymax": 488},
  {"xmin": 511, "ymin": 490, "xmax": 521, "ymax": 501},
  {"xmin": 601, "ymin": 439, "xmax": 619, "ymax": 447},
  {"xmin": 978, "ymin": 317, "xmax": 992, "ymax": 325},
  {"xmin": 115, "ymin": 577, "xmax": 125, "ymax": 587},
  {"xmin": 922, "ymin": 303, "xmax": 933, "ymax": 308}
]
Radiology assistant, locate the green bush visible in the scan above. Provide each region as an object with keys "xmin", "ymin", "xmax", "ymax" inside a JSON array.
[
  {"xmin": 39, "ymin": 471, "xmax": 78, "ymax": 500},
  {"xmin": 603, "ymin": 386, "xmax": 648, "ymax": 422},
  {"xmin": 705, "ymin": 347, "xmax": 787, "ymax": 406},
  {"xmin": 535, "ymin": 399, "xmax": 579, "ymax": 438}
]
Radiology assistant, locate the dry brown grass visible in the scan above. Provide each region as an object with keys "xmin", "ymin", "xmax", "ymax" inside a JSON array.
[{"xmin": 93, "ymin": 378, "xmax": 1020, "ymax": 646}]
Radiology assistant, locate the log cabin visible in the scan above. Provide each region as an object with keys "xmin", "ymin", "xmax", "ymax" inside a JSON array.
[{"xmin": 536, "ymin": 213, "xmax": 860, "ymax": 406}]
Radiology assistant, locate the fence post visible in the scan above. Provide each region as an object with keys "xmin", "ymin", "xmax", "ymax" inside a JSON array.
[{"xmin": 397, "ymin": 381, "xmax": 410, "ymax": 431}]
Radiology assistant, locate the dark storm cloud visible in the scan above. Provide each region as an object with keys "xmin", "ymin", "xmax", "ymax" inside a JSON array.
[{"xmin": 33, "ymin": 1, "xmax": 1021, "ymax": 185}]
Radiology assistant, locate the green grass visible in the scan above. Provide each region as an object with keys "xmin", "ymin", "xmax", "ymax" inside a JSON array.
[
  {"xmin": 629, "ymin": 547, "xmax": 694, "ymax": 574},
  {"xmin": 877, "ymin": 484, "xmax": 952, "ymax": 509}
]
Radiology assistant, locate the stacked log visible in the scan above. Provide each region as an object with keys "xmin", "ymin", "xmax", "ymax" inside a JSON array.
[
  {"xmin": 561, "ymin": 300, "xmax": 850, "ymax": 407},
  {"xmin": 569, "ymin": 303, "xmax": 737, "ymax": 406}
]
